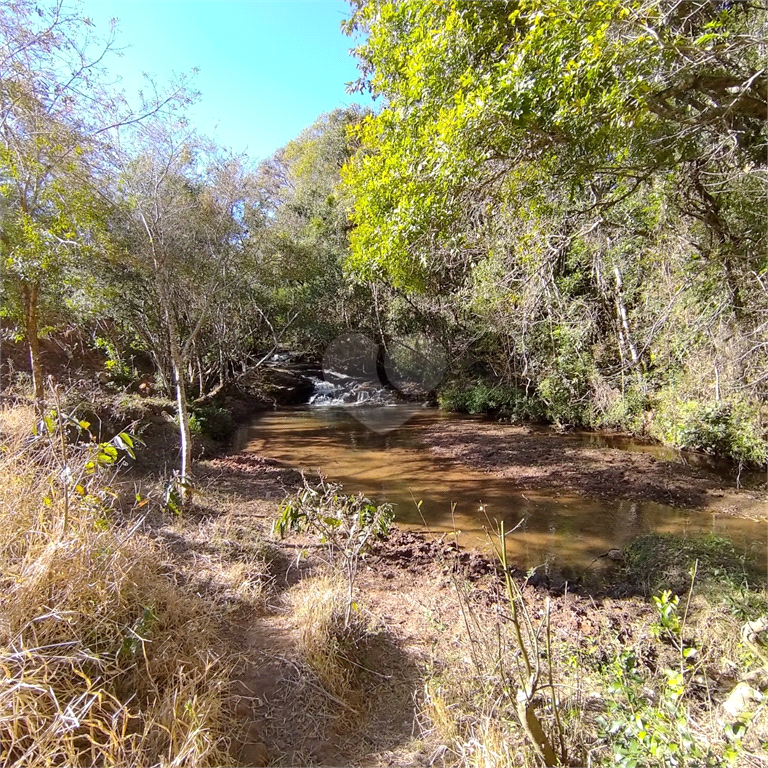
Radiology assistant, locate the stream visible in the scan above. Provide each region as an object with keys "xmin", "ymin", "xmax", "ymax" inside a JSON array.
[{"xmin": 234, "ymin": 399, "xmax": 767, "ymax": 576}]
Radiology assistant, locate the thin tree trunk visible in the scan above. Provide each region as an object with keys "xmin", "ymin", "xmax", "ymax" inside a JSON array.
[
  {"xmin": 166, "ymin": 307, "xmax": 192, "ymax": 502},
  {"xmin": 613, "ymin": 265, "xmax": 640, "ymax": 372},
  {"xmin": 23, "ymin": 281, "xmax": 45, "ymax": 405},
  {"xmin": 197, "ymin": 351, "xmax": 204, "ymax": 397},
  {"xmin": 170, "ymin": 337, "xmax": 192, "ymax": 499}
]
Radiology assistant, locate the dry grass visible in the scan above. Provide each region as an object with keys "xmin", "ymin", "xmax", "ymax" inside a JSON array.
[
  {"xmin": 0, "ymin": 406, "xmax": 237, "ymax": 767},
  {"xmin": 418, "ymin": 621, "xmax": 532, "ymax": 767},
  {"xmin": 290, "ymin": 574, "xmax": 372, "ymax": 715},
  {"xmin": 418, "ymin": 566, "xmax": 768, "ymax": 768}
]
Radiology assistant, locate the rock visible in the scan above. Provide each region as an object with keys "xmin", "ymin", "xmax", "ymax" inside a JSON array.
[
  {"xmin": 741, "ymin": 616, "xmax": 768, "ymax": 646},
  {"xmin": 722, "ymin": 681, "xmax": 761, "ymax": 718},
  {"xmin": 251, "ymin": 367, "xmax": 315, "ymax": 405}
]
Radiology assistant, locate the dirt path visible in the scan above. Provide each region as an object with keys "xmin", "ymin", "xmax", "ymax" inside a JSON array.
[{"xmin": 182, "ymin": 456, "xmax": 438, "ymax": 766}]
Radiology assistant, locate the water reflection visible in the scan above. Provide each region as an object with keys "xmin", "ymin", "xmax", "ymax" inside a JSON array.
[{"xmin": 236, "ymin": 407, "xmax": 767, "ymax": 573}]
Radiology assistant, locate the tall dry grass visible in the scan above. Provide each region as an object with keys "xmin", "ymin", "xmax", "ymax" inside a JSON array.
[
  {"xmin": 0, "ymin": 405, "xmax": 235, "ymax": 766},
  {"xmin": 291, "ymin": 575, "xmax": 363, "ymax": 702}
]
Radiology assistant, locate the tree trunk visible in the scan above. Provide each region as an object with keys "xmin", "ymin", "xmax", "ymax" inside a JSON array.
[
  {"xmin": 613, "ymin": 265, "xmax": 641, "ymax": 374},
  {"xmin": 167, "ymin": 311, "xmax": 192, "ymax": 503},
  {"xmin": 23, "ymin": 281, "xmax": 45, "ymax": 405},
  {"xmin": 197, "ymin": 351, "xmax": 204, "ymax": 398}
]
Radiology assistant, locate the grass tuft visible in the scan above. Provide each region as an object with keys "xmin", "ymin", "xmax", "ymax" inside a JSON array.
[
  {"xmin": 623, "ymin": 532, "xmax": 761, "ymax": 596},
  {"xmin": 290, "ymin": 574, "xmax": 372, "ymax": 716}
]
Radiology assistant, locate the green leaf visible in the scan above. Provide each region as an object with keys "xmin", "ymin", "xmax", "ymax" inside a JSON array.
[
  {"xmin": 97, "ymin": 443, "xmax": 119, "ymax": 465},
  {"xmin": 111, "ymin": 433, "xmax": 136, "ymax": 459}
]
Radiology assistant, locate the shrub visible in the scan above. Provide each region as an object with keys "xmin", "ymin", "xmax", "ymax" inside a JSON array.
[
  {"xmin": 652, "ymin": 391, "xmax": 767, "ymax": 467},
  {"xmin": 597, "ymin": 649, "xmax": 722, "ymax": 768},
  {"xmin": 537, "ymin": 372, "xmax": 590, "ymax": 426},
  {"xmin": 623, "ymin": 533, "xmax": 761, "ymax": 596},
  {"xmin": 438, "ymin": 379, "xmax": 545, "ymax": 420},
  {"xmin": 274, "ymin": 476, "xmax": 393, "ymax": 626},
  {"xmin": 189, "ymin": 404, "xmax": 235, "ymax": 442},
  {"xmin": 592, "ymin": 383, "xmax": 650, "ymax": 433}
]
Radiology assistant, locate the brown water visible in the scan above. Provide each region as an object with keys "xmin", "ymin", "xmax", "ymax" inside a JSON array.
[{"xmin": 236, "ymin": 405, "xmax": 767, "ymax": 575}]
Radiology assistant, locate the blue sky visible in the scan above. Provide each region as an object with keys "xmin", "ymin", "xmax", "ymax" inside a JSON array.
[{"xmin": 76, "ymin": 0, "xmax": 372, "ymax": 161}]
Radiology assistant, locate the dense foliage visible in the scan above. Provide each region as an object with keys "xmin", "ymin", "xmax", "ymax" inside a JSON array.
[
  {"xmin": 0, "ymin": 0, "xmax": 765, "ymax": 467},
  {"xmin": 343, "ymin": 0, "xmax": 767, "ymax": 464}
]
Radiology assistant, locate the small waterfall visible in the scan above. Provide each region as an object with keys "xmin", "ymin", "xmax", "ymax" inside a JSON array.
[{"xmin": 308, "ymin": 372, "xmax": 399, "ymax": 407}]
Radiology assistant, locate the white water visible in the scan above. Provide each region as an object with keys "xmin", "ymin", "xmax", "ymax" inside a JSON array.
[{"xmin": 308, "ymin": 373, "xmax": 400, "ymax": 407}]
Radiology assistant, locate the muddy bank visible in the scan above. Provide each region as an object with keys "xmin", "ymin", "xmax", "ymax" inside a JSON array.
[
  {"xmin": 419, "ymin": 421, "xmax": 768, "ymax": 521},
  {"xmin": 179, "ymin": 452, "xmax": 766, "ymax": 766}
]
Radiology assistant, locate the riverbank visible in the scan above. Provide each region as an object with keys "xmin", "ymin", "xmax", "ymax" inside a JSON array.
[
  {"xmin": 420, "ymin": 420, "xmax": 768, "ymax": 522},
  {"xmin": 192, "ymin": 448, "xmax": 768, "ymax": 766},
  {"xmin": 2, "ymin": 393, "xmax": 767, "ymax": 767}
]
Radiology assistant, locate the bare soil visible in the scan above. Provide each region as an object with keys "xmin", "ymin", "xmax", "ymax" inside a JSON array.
[{"xmin": 419, "ymin": 421, "xmax": 767, "ymax": 521}]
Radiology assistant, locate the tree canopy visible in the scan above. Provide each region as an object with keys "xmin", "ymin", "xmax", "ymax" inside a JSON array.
[{"xmin": 341, "ymin": 0, "xmax": 767, "ymax": 462}]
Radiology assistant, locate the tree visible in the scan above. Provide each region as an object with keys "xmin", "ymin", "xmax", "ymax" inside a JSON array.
[
  {"xmin": 246, "ymin": 107, "xmax": 374, "ymax": 355},
  {"xmin": 341, "ymin": 0, "xmax": 767, "ymax": 456},
  {"xmin": 0, "ymin": 0, "xmax": 190, "ymax": 403},
  {"xmin": 111, "ymin": 118, "xmax": 249, "ymax": 497}
]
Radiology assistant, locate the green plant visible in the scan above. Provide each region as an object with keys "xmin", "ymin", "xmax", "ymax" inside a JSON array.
[
  {"xmin": 93, "ymin": 336, "xmax": 132, "ymax": 383},
  {"xmin": 162, "ymin": 471, "xmax": 195, "ymax": 516},
  {"xmin": 274, "ymin": 476, "xmax": 393, "ymax": 625},
  {"xmin": 536, "ymin": 355, "xmax": 592, "ymax": 427},
  {"xmin": 595, "ymin": 384, "xmax": 650, "ymax": 432},
  {"xmin": 189, "ymin": 404, "xmax": 234, "ymax": 442},
  {"xmin": 599, "ymin": 661, "xmax": 723, "ymax": 768},
  {"xmin": 438, "ymin": 379, "xmax": 544, "ymax": 420},
  {"xmin": 624, "ymin": 533, "xmax": 760, "ymax": 596},
  {"xmin": 33, "ymin": 388, "xmax": 139, "ymax": 532},
  {"xmin": 652, "ymin": 590, "xmax": 682, "ymax": 638},
  {"xmin": 652, "ymin": 393, "xmax": 767, "ymax": 468}
]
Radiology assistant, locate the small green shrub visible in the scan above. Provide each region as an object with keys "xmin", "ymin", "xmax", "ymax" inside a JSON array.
[
  {"xmin": 594, "ymin": 384, "xmax": 650, "ymax": 432},
  {"xmin": 189, "ymin": 404, "xmax": 234, "ymax": 442},
  {"xmin": 597, "ymin": 650, "xmax": 723, "ymax": 768},
  {"xmin": 274, "ymin": 476, "xmax": 393, "ymax": 625},
  {"xmin": 537, "ymin": 370, "xmax": 590, "ymax": 426},
  {"xmin": 438, "ymin": 379, "xmax": 544, "ymax": 420},
  {"xmin": 652, "ymin": 392, "xmax": 766, "ymax": 467},
  {"xmin": 93, "ymin": 336, "xmax": 132, "ymax": 384},
  {"xmin": 651, "ymin": 590, "xmax": 682, "ymax": 638}
]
